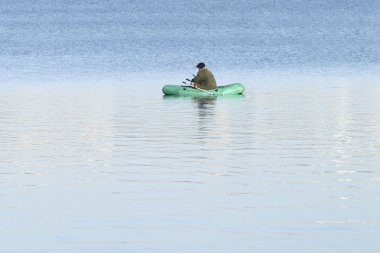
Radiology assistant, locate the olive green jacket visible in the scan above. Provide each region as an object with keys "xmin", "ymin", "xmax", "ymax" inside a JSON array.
[{"xmin": 193, "ymin": 68, "xmax": 217, "ymax": 90}]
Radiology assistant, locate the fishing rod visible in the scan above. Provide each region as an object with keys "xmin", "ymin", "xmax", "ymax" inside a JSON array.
[{"xmin": 183, "ymin": 79, "xmax": 215, "ymax": 96}]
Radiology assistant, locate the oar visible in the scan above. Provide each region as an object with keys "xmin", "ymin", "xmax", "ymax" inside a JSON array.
[
  {"xmin": 185, "ymin": 79, "xmax": 215, "ymax": 95},
  {"xmin": 184, "ymin": 80, "xmax": 215, "ymax": 96}
]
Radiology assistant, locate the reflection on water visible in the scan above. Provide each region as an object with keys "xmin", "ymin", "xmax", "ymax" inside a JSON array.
[
  {"xmin": 1, "ymin": 77, "xmax": 380, "ymax": 253},
  {"xmin": 194, "ymin": 97, "xmax": 217, "ymax": 133},
  {"xmin": 193, "ymin": 96, "xmax": 217, "ymax": 110}
]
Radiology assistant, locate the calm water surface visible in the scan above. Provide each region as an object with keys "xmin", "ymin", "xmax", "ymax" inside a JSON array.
[
  {"xmin": 1, "ymin": 75, "xmax": 380, "ymax": 252},
  {"xmin": 1, "ymin": 0, "xmax": 380, "ymax": 252}
]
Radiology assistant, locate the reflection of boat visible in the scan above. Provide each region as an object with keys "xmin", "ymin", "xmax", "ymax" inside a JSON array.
[{"xmin": 162, "ymin": 83, "xmax": 245, "ymax": 96}]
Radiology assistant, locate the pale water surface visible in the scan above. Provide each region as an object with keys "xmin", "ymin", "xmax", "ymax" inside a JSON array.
[
  {"xmin": 1, "ymin": 0, "xmax": 380, "ymax": 252},
  {"xmin": 1, "ymin": 75, "xmax": 380, "ymax": 252}
]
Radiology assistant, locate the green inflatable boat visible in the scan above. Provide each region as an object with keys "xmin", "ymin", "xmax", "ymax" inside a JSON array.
[{"xmin": 162, "ymin": 83, "xmax": 245, "ymax": 96}]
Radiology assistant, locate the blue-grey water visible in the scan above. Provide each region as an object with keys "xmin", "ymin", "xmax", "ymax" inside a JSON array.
[{"xmin": 1, "ymin": 1, "xmax": 380, "ymax": 252}]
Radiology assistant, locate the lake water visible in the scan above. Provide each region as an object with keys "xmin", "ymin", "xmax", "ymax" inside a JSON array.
[{"xmin": 1, "ymin": 1, "xmax": 380, "ymax": 252}]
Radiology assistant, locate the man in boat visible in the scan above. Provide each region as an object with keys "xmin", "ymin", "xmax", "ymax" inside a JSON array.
[{"xmin": 191, "ymin": 62, "xmax": 217, "ymax": 90}]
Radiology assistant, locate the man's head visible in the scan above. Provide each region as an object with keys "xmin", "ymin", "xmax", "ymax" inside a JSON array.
[{"xmin": 196, "ymin": 62, "xmax": 206, "ymax": 69}]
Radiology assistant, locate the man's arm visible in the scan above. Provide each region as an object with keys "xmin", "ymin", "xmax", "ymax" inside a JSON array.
[{"xmin": 192, "ymin": 70, "xmax": 202, "ymax": 83}]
